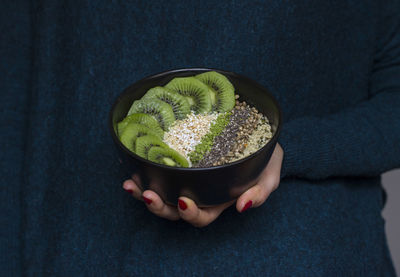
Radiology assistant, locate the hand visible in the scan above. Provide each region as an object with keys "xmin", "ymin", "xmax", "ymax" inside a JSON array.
[{"xmin": 123, "ymin": 143, "xmax": 284, "ymax": 227}]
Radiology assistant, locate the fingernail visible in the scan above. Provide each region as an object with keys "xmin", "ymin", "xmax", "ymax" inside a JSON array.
[
  {"xmin": 125, "ymin": 189, "xmax": 133, "ymax": 194},
  {"xmin": 241, "ymin": 200, "xmax": 252, "ymax": 212},
  {"xmin": 178, "ymin": 199, "xmax": 187, "ymax": 210},
  {"xmin": 142, "ymin": 196, "xmax": 152, "ymax": 205}
]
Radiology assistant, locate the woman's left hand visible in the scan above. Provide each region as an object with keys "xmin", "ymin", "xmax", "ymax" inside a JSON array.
[{"xmin": 123, "ymin": 143, "xmax": 284, "ymax": 227}]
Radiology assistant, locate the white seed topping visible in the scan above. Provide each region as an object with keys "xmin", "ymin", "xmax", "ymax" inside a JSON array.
[{"xmin": 163, "ymin": 112, "xmax": 218, "ymax": 159}]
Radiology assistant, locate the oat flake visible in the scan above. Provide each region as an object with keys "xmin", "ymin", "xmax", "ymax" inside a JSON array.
[{"xmin": 163, "ymin": 112, "xmax": 218, "ymax": 160}]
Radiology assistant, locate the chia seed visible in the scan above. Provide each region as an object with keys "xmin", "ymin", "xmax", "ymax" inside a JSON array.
[
  {"xmin": 194, "ymin": 100, "xmax": 273, "ymax": 167},
  {"xmin": 195, "ymin": 102, "xmax": 252, "ymax": 167}
]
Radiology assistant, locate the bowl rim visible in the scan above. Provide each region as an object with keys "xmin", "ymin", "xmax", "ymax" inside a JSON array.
[{"xmin": 109, "ymin": 67, "xmax": 282, "ymax": 171}]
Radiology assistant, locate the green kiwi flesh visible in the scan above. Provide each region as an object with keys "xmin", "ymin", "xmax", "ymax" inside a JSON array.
[
  {"xmin": 142, "ymin": 86, "xmax": 190, "ymax": 120},
  {"xmin": 135, "ymin": 135, "xmax": 168, "ymax": 159},
  {"xmin": 117, "ymin": 113, "xmax": 164, "ymax": 138},
  {"xmin": 195, "ymin": 71, "xmax": 235, "ymax": 113},
  {"xmin": 127, "ymin": 98, "xmax": 176, "ymax": 130},
  {"xmin": 147, "ymin": 147, "xmax": 189, "ymax": 167},
  {"xmin": 164, "ymin": 77, "xmax": 212, "ymax": 114},
  {"xmin": 118, "ymin": 71, "xmax": 241, "ymax": 168},
  {"xmin": 120, "ymin": 123, "xmax": 161, "ymax": 152}
]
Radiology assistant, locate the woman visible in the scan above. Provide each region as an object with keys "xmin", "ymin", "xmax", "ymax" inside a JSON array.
[{"xmin": 2, "ymin": 0, "xmax": 399, "ymax": 275}]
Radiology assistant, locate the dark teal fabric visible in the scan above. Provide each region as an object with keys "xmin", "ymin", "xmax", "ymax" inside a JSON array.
[{"xmin": 1, "ymin": 0, "xmax": 399, "ymax": 276}]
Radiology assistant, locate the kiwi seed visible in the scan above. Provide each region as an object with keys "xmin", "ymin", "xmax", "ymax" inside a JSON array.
[
  {"xmin": 165, "ymin": 77, "xmax": 212, "ymax": 114},
  {"xmin": 135, "ymin": 135, "xmax": 168, "ymax": 159},
  {"xmin": 117, "ymin": 113, "xmax": 164, "ymax": 138},
  {"xmin": 195, "ymin": 71, "xmax": 235, "ymax": 113},
  {"xmin": 127, "ymin": 98, "xmax": 176, "ymax": 130},
  {"xmin": 142, "ymin": 86, "xmax": 190, "ymax": 120},
  {"xmin": 120, "ymin": 123, "xmax": 161, "ymax": 152}
]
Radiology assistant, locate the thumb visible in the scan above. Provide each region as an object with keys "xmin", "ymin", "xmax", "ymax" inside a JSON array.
[{"xmin": 236, "ymin": 144, "xmax": 283, "ymax": 212}]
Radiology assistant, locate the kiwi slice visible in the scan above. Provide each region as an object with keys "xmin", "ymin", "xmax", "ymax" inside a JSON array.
[
  {"xmin": 142, "ymin": 87, "xmax": 190, "ymax": 120},
  {"xmin": 195, "ymin": 71, "xmax": 235, "ymax": 113},
  {"xmin": 120, "ymin": 123, "xmax": 161, "ymax": 152},
  {"xmin": 135, "ymin": 135, "xmax": 168, "ymax": 159},
  {"xmin": 165, "ymin": 77, "xmax": 212, "ymax": 114},
  {"xmin": 147, "ymin": 146, "xmax": 189, "ymax": 167},
  {"xmin": 127, "ymin": 98, "xmax": 175, "ymax": 130},
  {"xmin": 117, "ymin": 113, "xmax": 164, "ymax": 138}
]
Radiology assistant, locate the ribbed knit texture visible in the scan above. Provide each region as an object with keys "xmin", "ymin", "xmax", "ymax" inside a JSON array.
[{"xmin": 1, "ymin": 0, "xmax": 399, "ymax": 276}]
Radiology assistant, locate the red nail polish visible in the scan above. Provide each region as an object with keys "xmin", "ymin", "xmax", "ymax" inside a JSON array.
[
  {"xmin": 125, "ymin": 189, "xmax": 133, "ymax": 194},
  {"xmin": 241, "ymin": 200, "xmax": 252, "ymax": 212},
  {"xmin": 142, "ymin": 196, "xmax": 152, "ymax": 205},
  {"xmin": 178, "ymin": 199, "xmax": 187, "ymax": 210}
]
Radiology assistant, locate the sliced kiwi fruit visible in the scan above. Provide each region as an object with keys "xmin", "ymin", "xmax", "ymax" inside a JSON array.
[
  {"xmin": 164, "ymin": 77, "xmax": 212, "ymax": 114},
  {"xmin": 142, "ymin": 86, "xmax": 190, "ymax": 120},
  {"xmin": 120, "ymin": 123, "xmax": 161, "ymax": 152},
  {"xmin": 135, "ymin": 135, "xmax": 168, "ymax": 159},
  {"xmin": 127, "ymin": 98, "xmax": 175, "ymax": 131},
  {"xmin": 117, "ymin": 113, "xmax": 164, "ymax": 138},
  {"xmin": 147, "ymin": 146, "xmax": 189, "ymax": 167},
  {"xmin": 195, "ymin": 71, "xmax": 235, "ymax": 113}
]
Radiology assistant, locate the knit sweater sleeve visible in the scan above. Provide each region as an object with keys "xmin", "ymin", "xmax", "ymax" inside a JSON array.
[{"xmin": 279, "ymin": 0, "xmax": 400, "ymax": 180}]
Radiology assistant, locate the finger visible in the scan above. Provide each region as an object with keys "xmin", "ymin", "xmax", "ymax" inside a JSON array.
[
  {"xmin": 178, "ymin": 197, "xmax": 235, "ymax": 227},
  {"xmin": 122, "ymin": 179, "xmax": 143, "ymax": 201},
  {"xmin": 142, "ymin": 190, "xmax": 180, "ymax": 221},
  {"xmin": 236, "ymin": 144, "xmax": 283, "ymax": 212},
  {"xmin": 236, "ymin": 178, "xmax": 275, "ymax": 212},
  {"xmin": 131, "ymin": 174, "xmax": 144, "ymax": 191}
]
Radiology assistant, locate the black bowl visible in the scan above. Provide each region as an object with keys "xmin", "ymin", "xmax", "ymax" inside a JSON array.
[{"xmin": 109, "ymin": 68, "xmax": 282, "ymax": 207}]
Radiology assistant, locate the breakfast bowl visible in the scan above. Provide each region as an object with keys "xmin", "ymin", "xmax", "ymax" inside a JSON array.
[{"xmin": 109, "ymin": 68, "xmax": 282, "ymax": 207}]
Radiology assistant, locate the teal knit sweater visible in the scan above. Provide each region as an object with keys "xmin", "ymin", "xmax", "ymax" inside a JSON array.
[{"xmin": 2, "ymin": 0, "xmax": 399, "ymax": 276}]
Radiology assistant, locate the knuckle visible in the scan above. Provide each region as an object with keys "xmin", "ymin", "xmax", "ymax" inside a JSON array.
[
  {"xmin": 266, "ymin": 175, "xmax": 279, "ymax": 189},
  {"xmin": 272, "ymin": 181, "xmax": 279, "ymax": 191},
  {"xmin": 252, "ymin": 185, "xmax": 264, "ymax": 200},
  {"xmin": 180, "ymin": 212, "xmax": 196, "ymax": 222},
  {"xmin": 259, "ymin": 185, "xmax": 272, "ymax": 201},
  {"xmin": 184, "ymin": 213, "xmax": 210, "ymax": 228},
  {"xmin": 149, "ymin": 204, "xmax": 164, "ymax": 215},
  {"xmin": 268, "ymin": 176, "xmax": 280, "ymax": 191},
  {"xmin": 247, "ymin": 184, "xmax": 261, "ymax": 197}
]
